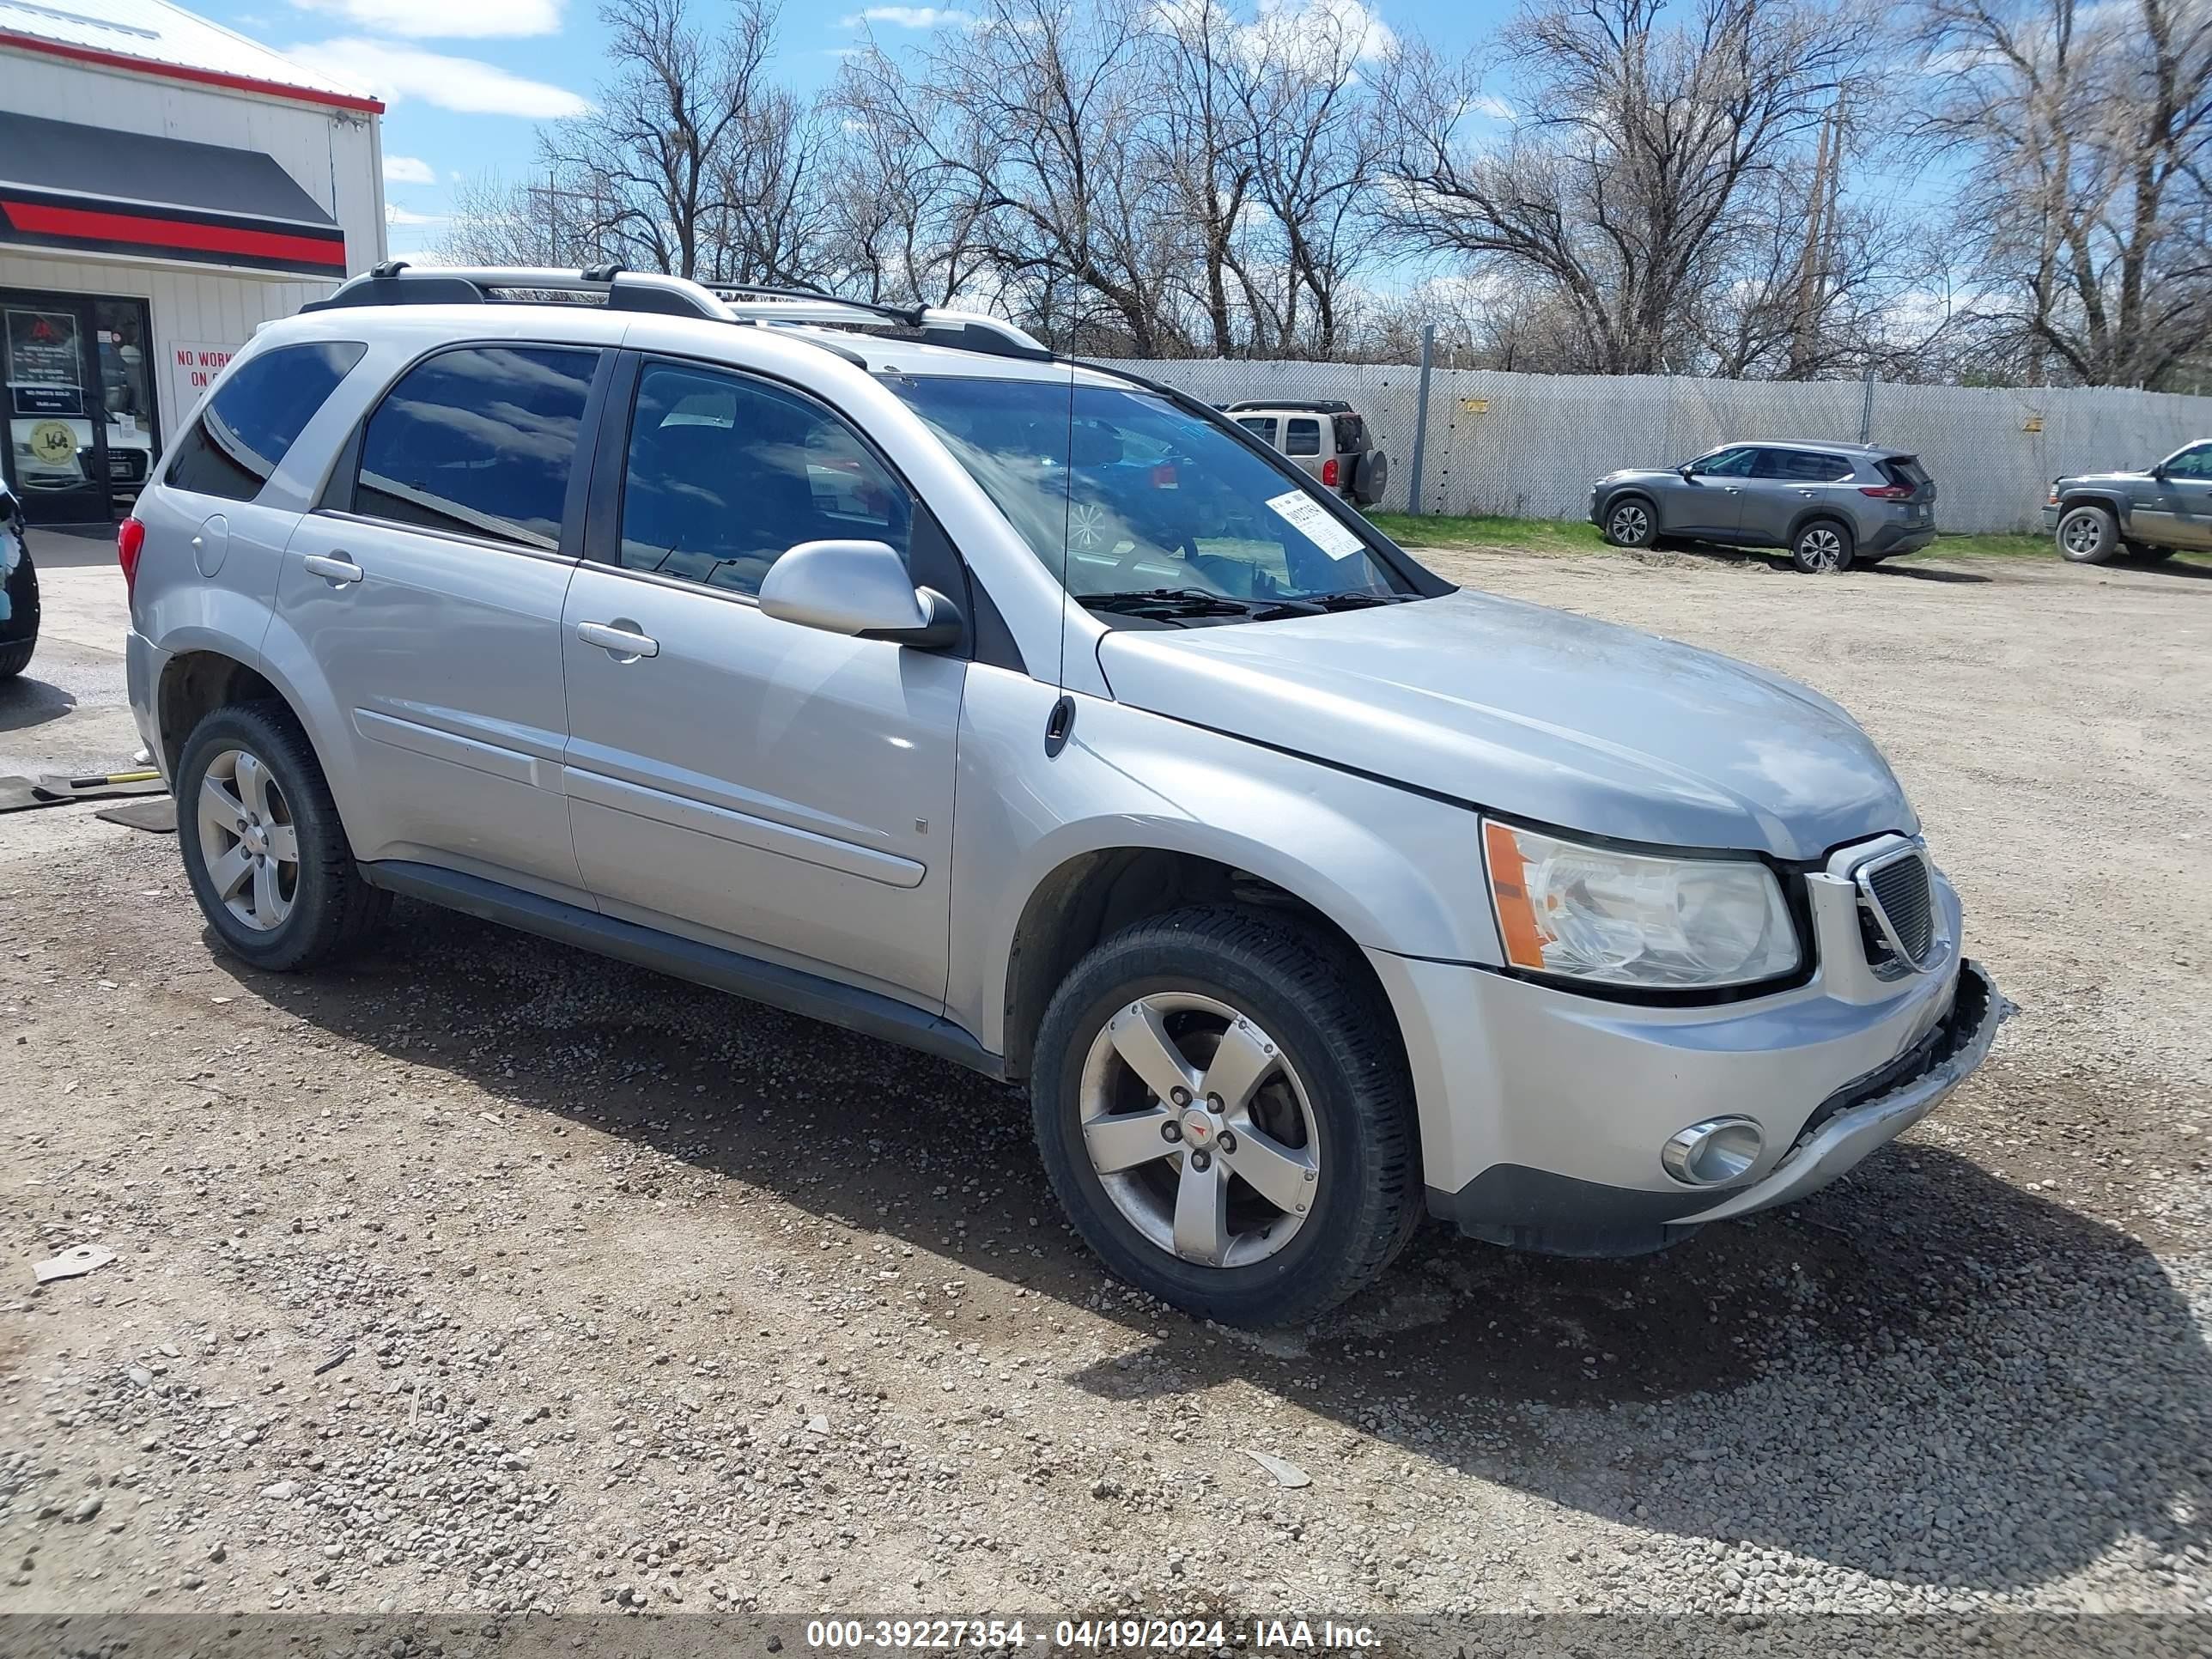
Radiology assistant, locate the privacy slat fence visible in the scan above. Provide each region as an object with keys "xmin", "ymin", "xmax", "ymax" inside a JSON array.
[{"xmin": 1101, "ymin": 358, "xmax": 2212, "ymax": 534}]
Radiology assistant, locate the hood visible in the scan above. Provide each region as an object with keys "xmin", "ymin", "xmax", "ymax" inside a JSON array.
[
  {"xmin": 1094, "ymin": 591, "xmax": 1915, "ymax": 860},
  {"xmin": 2060, "ymin": 470, "xmax": 2151, "ymax": 487}
]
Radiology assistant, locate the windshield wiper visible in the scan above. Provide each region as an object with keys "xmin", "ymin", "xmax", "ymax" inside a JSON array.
[
  {"xmin": 1079, "ymin": 587, "xmax": 1268, "ymax": 618},
  {"xmin": 1305, "ymin": 590, "xmax": 1412, "ymax": 611}
]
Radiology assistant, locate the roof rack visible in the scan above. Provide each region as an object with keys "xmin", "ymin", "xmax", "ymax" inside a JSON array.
[
  {"xmin": 302, "ymin": 262, "xmax": 1054, "ymax": 361},
  {"xmin": 1224, "ymin": 398, "xmax": 1357, "ymax": 415}
]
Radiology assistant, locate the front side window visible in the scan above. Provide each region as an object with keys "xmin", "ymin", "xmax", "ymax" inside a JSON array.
[
  {"xmin": 1285, "ymin": 418, "xmax": 1322, "ymax": 457},
  {"xmin": 1689, "ymin": 447, "xmax": 1759, "ymax": 477},
  {"xmin": 353, "ymin": 345, "xmax": 598, "ymax": 549},
  {"xmin": 889, "ymin": 375, "xmax": 1409, "ymax": 607},
  {"xmin": 617, "ymin": 362, "xmax": 911, "ymax": 595},
  {"xmin": 2162, "ymin": 444, "xmax": 2212, "ymax": 479},
  {"xmin": 165, "ymin": 341, "xmax": 366, "ymax": 502}
]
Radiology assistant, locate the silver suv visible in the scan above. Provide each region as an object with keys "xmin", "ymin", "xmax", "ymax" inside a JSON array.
[
  {"xmin": 1592, "ymin": 441, "xmax": 1939, "ymax": 573},
  {"xmin": 1224, "ymin": 400, "xmax": 1388, "ymax": 507},
  {"xmin": 122, "ymin": 266, "xmax": 2004, "ymax": 1325}
]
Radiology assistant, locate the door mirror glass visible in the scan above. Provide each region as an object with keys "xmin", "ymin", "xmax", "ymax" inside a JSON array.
[{"xmin": 758, "ymin": 538, "xmax": 961, "ymax": 647}]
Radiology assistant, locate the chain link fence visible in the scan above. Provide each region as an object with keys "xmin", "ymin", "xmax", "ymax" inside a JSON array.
[{"xmin": 1101, "ymin": 356, "xmax": 2212, "ymax": 534}]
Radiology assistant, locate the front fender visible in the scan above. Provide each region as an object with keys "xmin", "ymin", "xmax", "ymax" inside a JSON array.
[{"xmin": 945, "ymin": 668, "xmax": 1503, "ymax": 1055}]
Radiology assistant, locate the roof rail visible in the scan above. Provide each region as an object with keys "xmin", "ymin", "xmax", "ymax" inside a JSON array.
[
  {"xmin": 1224, "ymin": 398, "xmax": 1356, "ymax": 415},
  {"xmin": 300, "ymin": 263, "xmax": 1054, "ymax": 361},
  {"xmin": 302, "ymin": 264, "xmax": 738, "ymax": 321}
]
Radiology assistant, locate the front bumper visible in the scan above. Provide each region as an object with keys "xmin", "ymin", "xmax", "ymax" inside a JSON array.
[
  {"xmin": 1370, "ymin": 849, "xmax": 2010, "ymax": 1255},
  {"xmin": 2041, "ymin": 505, "xmax": 2061, "ymax": 533}
]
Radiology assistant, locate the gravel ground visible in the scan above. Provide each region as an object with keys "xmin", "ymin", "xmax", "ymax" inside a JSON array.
[{"xmin": 1, "ymin": 545, "xmax": 2207, "ymax": 1639}]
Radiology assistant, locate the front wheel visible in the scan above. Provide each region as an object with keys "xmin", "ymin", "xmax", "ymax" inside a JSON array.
[
  {"xmin": 1603, "ymin": 496, "xmax": 1658, "ymax": 549},
  {"xmin": 1790, "ymin": 519, "xmax": 1854, "ymax": 574},
  {"xmin": 1030, "ymin": 907, "xmax": 1421, "ymax": 1326},
  {"xmin": 2057, "ymin": 505, "xmax": 2120, "ymax": 563}
]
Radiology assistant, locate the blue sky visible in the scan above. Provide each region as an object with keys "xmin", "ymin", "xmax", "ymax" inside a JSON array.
[{"xmin": 202, "ymin": 0, "xmax": 1507, "ymax": 258}]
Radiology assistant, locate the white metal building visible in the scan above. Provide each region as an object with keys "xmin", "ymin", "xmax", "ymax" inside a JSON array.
[{"xmin": 0, "ymin": 0, "xmax": 384, "ymax": 524}]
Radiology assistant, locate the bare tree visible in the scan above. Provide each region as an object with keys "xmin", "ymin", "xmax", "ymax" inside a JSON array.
[
  {"xmin": 1379, "ymin": 0, "xmax": 1865, "ymax": 375},
  {"xmin": 1913, "ymin": 0, "xmax": 2212, "ymax": 388},
  {"xmin": 537, "ymin": 0, "xmax": 785, "ymax": 281}
]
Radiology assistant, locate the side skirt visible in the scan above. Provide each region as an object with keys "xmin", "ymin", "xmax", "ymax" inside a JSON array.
[{"xmin": 362, "ymin": 859, "xmax": 1006, "ymax": 1081}]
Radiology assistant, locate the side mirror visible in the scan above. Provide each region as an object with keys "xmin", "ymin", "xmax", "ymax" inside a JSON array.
[
  {"xmin": 1677, "ymin": 464, "xmax": 1697, "ymax": 480},
  {"xmin": 2151, "ymin": 463, "xmax": 2170, "ymax": 481},
  {"xmin": 757, "ymin": 538, "xmax": 963, "ymax": 650}
]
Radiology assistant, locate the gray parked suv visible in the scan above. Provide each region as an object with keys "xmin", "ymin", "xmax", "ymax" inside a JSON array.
[
  {"xmin": 122, "ymin": 265, "xmax": 2004, "ymax": 1324},
  {"xmin": 1592, "ymin": 441, "xmax": 1939, "ymax": 573},
  {"xmin": 2045, "ymin": 441, "xmax": 2211, "ymax": 563}
]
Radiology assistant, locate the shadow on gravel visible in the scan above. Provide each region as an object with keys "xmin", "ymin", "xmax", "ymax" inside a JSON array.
[
  {"xmin": 1660, "ymin": 543, "xmax": 1996, "ymax": 584},
  {"xmin": 0, "ymin": 674, "xmax": 76, "ymax": 735},
  {"xmin": 235, "ymin": 902, "xmax": 2210, "ymax": 1596}
]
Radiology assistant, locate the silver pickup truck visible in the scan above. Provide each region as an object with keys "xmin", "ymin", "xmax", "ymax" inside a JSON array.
[{"xmin": 2046, "ymin": 441, "xmax": 2212, "ymax": 563}]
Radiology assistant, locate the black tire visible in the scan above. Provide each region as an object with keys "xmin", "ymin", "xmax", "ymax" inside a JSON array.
[
  {"xmin": 176, "ymin": 700, "xmax": 388, "ymax": 972},
  {"xmin": 1601, "ymin": 495, "xmax": 1659, "ymax": 549},
  {"xmin": 1030, "ymin": 905, "xmax": 1421, "ymax": 1327},
  {"xmin": 0, "ymin": 545, "xmax": 35, "ymax": 678},
  {"xmin": 2057, "ymin": 504, "xmax": 2120, "ymax": 564},
  {"xmin": 1790, "ymin": 518, "xmax": 1854, "ymax": 574}
]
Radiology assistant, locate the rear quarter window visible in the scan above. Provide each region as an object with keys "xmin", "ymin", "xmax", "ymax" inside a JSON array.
[{"xmin": 162, "ymin": 341, "xmax": 367, "ymax": 503}]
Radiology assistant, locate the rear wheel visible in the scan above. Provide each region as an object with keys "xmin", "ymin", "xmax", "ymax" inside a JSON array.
[
  {"xmin": 0, "ymin": 638, "xmax": 31, "ymax": 679},
  {"xmin": 0, "ymin": 546, "xmax": 35, "ymax": 678},
  {"xmin": 1790, "ymin": 519, "xmax": 1854, "ymax": 574},
  {"xmin": 177, "ymin": 702, "xmax": 387, "ymax": 972},
  {"xmin": 1603, "ymin": 496, "xmax": 1658, "ymax": 549},
  {"xmin": 2057, "ymin": 505, "xmax": 2120, "ymax": 563},
  {"xmin": 1030, "ymin": 907, "xmax": 1421, "ymax": 1326}
]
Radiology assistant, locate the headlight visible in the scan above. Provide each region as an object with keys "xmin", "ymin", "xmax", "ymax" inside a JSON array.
[{"xmin": 1481, "ymin": 820, "xmax": 1799, "ymax": 989}]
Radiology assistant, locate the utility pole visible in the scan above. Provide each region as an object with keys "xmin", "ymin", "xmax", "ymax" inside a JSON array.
[{"xmin": 1786, "ymin": 97, "xmax": 1844, "ymax": 380}]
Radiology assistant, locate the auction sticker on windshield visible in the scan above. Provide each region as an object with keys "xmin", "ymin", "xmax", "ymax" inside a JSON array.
[{"xmin": 1265, "ymin": 489, "xmax": 1367, "ymax": 560}]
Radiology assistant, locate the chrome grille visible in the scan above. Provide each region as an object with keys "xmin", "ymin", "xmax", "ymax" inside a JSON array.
[{"xmin": 1857, "ymin": 847, "xmax": 1936, "ymax": 971}]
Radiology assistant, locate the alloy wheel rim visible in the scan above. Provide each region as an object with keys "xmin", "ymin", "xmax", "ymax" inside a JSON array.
[
  {"xmin": 1801, "ymin": 528, "xmax": 1844, "ymax": 570},
  {"xmin": 1077, "ymin": 993, "xmax": 1321, "ymax": 1269},
  {"xmin": 2063, "ymin": 516, "xmax": 2100, "ymax": 556},
  {"xmin": 196, "ymin": 746, "xmax": 299, "ymax": 932},
  {"xmin": 1610, "ymin": 505, "xmax": 1648, "ymax": 543}
]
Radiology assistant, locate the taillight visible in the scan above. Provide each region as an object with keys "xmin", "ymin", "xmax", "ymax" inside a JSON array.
[
  {"xmin": 1150, "ymin": 462, "xmax": 1177, "ymax": 489},
  {"xmin": 1322, "ymin": 458, "xmax": 1340, "ymax": 488},
  {"xmin": 1858, "ymin": 484, "xmax": 1912, "ymax": 501},
  {"xmin": 117, "ymin": 517, "xmax": 146, "ymax": 597}
]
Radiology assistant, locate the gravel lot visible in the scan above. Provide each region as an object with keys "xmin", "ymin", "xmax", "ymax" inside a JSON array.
[{"xmin": 2, "ymin": 545, "xmax": 2208, "ymax": 1641}]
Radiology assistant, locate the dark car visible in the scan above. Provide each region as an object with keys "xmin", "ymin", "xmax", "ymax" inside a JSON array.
[
  {"xmin": 1590, "ymin": 441, "xmax": 1939, "ymax": 574},
  {"xmin": 2044, "ymin": 441, "xmax": 2210, "ymax": 563},
  {"xmin": 0, "ymin": 482, "xmax": 37, "ymax": 679}
]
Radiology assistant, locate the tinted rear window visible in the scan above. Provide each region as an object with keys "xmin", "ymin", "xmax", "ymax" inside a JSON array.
[
  {"xmin": 352, "ymin": 345, "xmax": 599, "ymax": 549},
  {"xmin": 1285, "ymin": 418, "xmax": 1322, "ymax": 457},
  {"xmin": 1757, "ymin": 448, "xmax": 1853, "ymax": 482},
  {"xmin": 163, "ymin": 341, "xmax": 366, "ymax": 502},
  {"xmin": 1235, "ymin": 416, "xmax": 1277, "ymax": 445},
  {"xmin": 1883, "ymin": 456, "xmax": 1931, "ymax": 488}
]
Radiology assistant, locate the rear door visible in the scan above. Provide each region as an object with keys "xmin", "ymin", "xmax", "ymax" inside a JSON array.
[
  {"xmin": 1747, "ymin": 447, "xmax": 1856, "ymax": 544},
  {"xmin": 1282, "ymin": 416, "xmax": 1327, "ymax": 485},
  {"xmin": 277, "ymin": 342, "xmax": 606, "ymax": 896},
  {"xmin": 558, "ymin": 353, "xmax": 967, "ymax": 1011}
]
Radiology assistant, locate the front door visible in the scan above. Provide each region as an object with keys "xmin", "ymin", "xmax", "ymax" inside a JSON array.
[
  {"xmin": 1664, "ymin": 445, "xmax": 1755, "ymax": 536},
  {"xmin": 278, "ymin": 342, "xmax": 605, "ymax": 896},
  {"xmin": 2154, "ymin": 442, "xmax": 2212, "ymax": 548},
  {"xmin": 559, "ymin": 355, "xmax": 966, "ymax": 1012},
  {"xmin": 1, "ymin": 292, "xmax": 106, "ymax": 525}
]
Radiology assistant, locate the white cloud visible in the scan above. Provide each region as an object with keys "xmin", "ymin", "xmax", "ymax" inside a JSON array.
[
  {"xmin": 288, "ymin": 40, "xmax": 589, "ymax": 118},
  {"xmin": 383, "ymin": 154, "xmax": 438, "ymax": 185},
  {"xmin": 1471, "ymin": 94, "xmax": 1513, "ymax": 120},
  {"xmin": 289, "ymin": 0, "xmax": 561, "ymax": 37},
  {"xmin": 841, "ymin": 6, "xmax": 973, "ymax": 27},
  {"xmin": 384, "ymin": 204, "xmax": 447, "ymax": 227}
]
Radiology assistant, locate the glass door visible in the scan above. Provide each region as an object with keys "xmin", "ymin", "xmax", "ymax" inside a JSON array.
[{"xmin": 1, "ymin": 291, "xmax": 109, "ymax": 525}]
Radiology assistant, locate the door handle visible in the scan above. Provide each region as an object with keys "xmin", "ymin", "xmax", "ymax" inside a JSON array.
[
  {"xmin": 1723, "ymin": 486, "xmax": 1741, "ymax": 495},
  {"xmin": 303, "ymin": 552, "xmax": 363, "ymax": 585},
  {"xmin": 577, "ymin": 619, "xmax": 659, "ymax": 659}
]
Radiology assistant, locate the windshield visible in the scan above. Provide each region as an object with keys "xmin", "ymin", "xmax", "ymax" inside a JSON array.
[{"xmin": 886, "ymin": 376, "xmax": 1409, "ymax": 605}]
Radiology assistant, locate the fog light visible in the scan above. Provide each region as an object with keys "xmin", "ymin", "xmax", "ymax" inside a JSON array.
[{"xmin": 1662, "ymin": 1116, "xmax": 1764, "ymax": 1186}]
